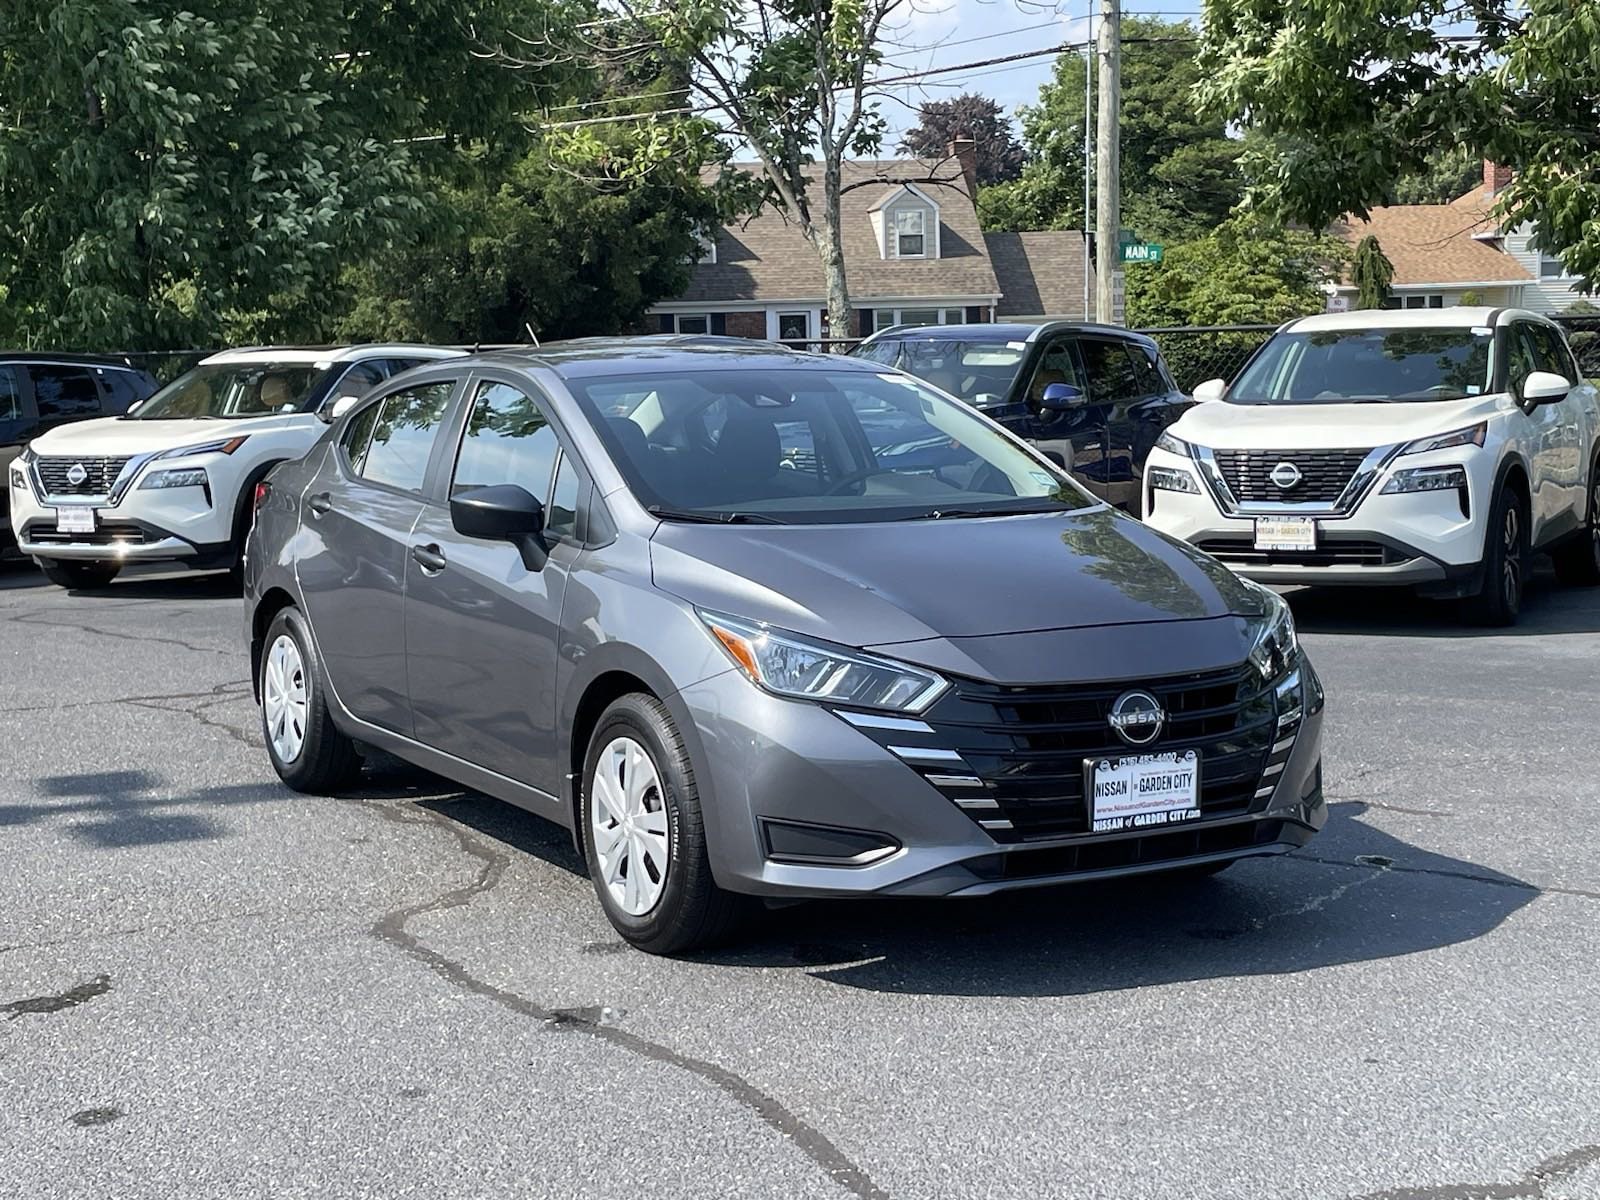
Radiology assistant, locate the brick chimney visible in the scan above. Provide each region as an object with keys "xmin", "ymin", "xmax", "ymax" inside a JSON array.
[
  {"xmin": 949, "ymin": 136, "xmax": 979, "ymax": 197},
  {"xmin": 1484, "ymin": 160, "xmax": 1514, "ymax": 195}
]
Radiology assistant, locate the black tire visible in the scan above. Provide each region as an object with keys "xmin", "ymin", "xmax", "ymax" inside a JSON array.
[
  {"xmin": 579, "ymin": 693, "xmax": 748, "ymax": 954},
  {"xmin": 1463, "ymin": 484, "xmax": 1527, "ymax": 626},
  {"xmin": 37, "ymin": 559, "xmax": 121, "ymax": 590},
  {"xmin": 1552, "ymin": 462, "xmax": 1600, "ymax": 587},
  {"xmin": 258, "ymin": 606, "xmax": 362, "ymax": 793}
]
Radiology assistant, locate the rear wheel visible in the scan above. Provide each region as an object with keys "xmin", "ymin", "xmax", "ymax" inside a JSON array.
[
  {"xmin": 37, "ymin": 559, "xmax": 121, "ymax": 590},
  {"xmin": 259, "ymin": 606, "xmax": 362, "ymax": 793},
  {"xmin": 580, "ymin": 694, "xmax": 748, "ymax": 954},
  {"xmin": 1552, "ymin": 465, "xmax": 1600, "ymax": 587},
  {"xmin": 1463, "ymin": 484, "xmax": 1526, "ymax": 626}
]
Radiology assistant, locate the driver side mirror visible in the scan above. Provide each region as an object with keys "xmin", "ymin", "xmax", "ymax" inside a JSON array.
[
  {"xmin": 1192, "ymin": 378, "xmax": 1227, "ymax": 403},
  {"xmin": 450, "ymin": 484, "xmax": 548, "ymax": 571},
  {"xmin": 317, "ymin": 395, "xmax": 363, "ymax": 425},
  {"xmin": 1522, "ymin": 370, "xmax": 1572, "ymax": 407},
  {"xmin": 1039, "ymin": 382, "xmax": 1087, "ymax": 412}
]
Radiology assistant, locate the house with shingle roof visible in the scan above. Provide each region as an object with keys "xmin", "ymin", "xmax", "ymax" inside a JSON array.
[
  {"xmin": 647, "ymin": 145, "xmax": 1092, "ymax": 342},
  {"xmin": 1330, "ymin": 161, "xmax": 1593, "ymax": 313}
]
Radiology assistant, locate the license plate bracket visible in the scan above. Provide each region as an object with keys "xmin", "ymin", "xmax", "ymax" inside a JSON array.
[
  {"xmin": 1088, "ymin": 750, "xmax": 1201, "ymax": 833},
  {"xmin": 1254, "ymin": 516, "xmax": 1316, "ymax": 552},
  {"xmin": 56, "ymin": 508, "xmax": 97, "ymax": 535}
]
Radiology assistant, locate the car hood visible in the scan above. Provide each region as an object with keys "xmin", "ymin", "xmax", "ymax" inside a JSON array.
[
  {"xmin": 28, "ymin": 413, "xmax": 317, "ymax": 456},
  {"xmin": 649, "ymin": 507, "xmax": 1266, "ymax": 649},
  {"xmin": 1176, "ymin": 394, "xmax": 1505, "ymax": 450}
]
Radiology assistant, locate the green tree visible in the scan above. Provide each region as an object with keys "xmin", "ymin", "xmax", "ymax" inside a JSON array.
[
  {"xmin": 1197, "ymin": 0, "xmax": 1600, "ymax": 287},
  {"xmin": 978, "ymin": 17, "xmax": 1242, "ymax": 241},
  {"xmin": 900, "ymin": 93, "xmax": 1024, "ymax": 186},
  {"xmin": 0, "ymin": 0, "xmax": 568, "ymax": 351},
  {"xmin": 1393, "ymin": 145, "xmax": 1483, "ymax": 206},
  {"xmin": 1351, "ymin": 235, "xmax": 1395, "ymax": 311}
]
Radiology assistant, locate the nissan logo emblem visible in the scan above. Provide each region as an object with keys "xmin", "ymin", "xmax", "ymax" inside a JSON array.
[
  {"xmin": 1269, "ymin": 461, "xmax": 1303, "ymax": 490},
  {"xmin": 66, "ymin": 462, "xmax": 90, "ymax": 487},
  {"xmin": 1108, "ymin": 690, "xmax": 1165, "ymax": 747}
]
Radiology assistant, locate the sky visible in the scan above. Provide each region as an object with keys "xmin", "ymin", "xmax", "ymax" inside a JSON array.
[{"xmin": 874, "ymin": 0, "xmax": 1204, "ymax": 148}]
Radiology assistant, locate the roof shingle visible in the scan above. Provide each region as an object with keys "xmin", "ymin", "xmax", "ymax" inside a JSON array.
[
  {"xmin": 1334, "ymin": 191, "xmax": 1528, "ymax": 287},
  {"xmin": 986, "ymin": 231, "xmax": 1093, "ymax": 318}
]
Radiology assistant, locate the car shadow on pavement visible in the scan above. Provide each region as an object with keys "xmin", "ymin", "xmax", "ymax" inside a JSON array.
[
  {"xmin": 0, "ymin": 558, "xmax": 50, "ymax": 590},
  {"xmin": 1285, "ymin": 571, "xmax": 1600, "ymax": 637},
  {"xmin": 9, "ymin": 772, "xmax": 290, "ymax": 849},
  {"xmin": 691, "ymin": 801, "xmax": 1540, "ymax": 996}
]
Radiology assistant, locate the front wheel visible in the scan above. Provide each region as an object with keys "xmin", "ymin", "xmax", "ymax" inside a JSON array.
[
  {"xmin": 259, "ymin": 607, "xmax": 362, "ymax": 793},
  {"xmin": 1463, "ymin": 484, "xmax": 1527, "ymax": 626},
  {"xmin": 38, "ymin": 559, "xmax": 121, "ymax": 590},
  {"xmin": 1552, "ymin": 466, "xmax": 1600, "ymax": 587},
  {"xmin": 580, "ymin": 694, "xmax": 748, "ymax": 954}
]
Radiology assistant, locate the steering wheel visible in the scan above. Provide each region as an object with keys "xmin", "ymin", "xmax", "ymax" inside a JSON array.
[{"xmin": 824, "ymin": 466, "xmax": 908, "ymax": 495}]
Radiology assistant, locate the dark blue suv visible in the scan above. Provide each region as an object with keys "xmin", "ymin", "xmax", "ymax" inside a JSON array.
[{"xmin": 852, "ymin": 322, "xmax": 1190, "ymax": 512}]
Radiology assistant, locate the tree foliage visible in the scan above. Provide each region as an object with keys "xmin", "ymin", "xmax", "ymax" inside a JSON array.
[
  {"xmin": 1197, "ymin": 0, "xmax": 1600, "ymax": 287},
  {"xmin": 899, "ymin": 93, "xmax": 1023, "ymax": 186},
  {"xmin": 1351, "ymin": 235, "xmax": 1395, "ymax": 311},
  {"xmin": 978, "ymin": 17, "xmax": 1242, "ymax": 241},
  {"xmin": 1393, "ymin": 145, "xmax": 1484, "ymax": 206}
]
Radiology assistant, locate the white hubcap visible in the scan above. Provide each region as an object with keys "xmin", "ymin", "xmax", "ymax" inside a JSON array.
[
  {"xmin": 262, "ymin": 634, "xmax": 309, "ymax": 764},
  {"xmin": 589, "ymin": 737, "xmax": 670, "ymax": 916}
]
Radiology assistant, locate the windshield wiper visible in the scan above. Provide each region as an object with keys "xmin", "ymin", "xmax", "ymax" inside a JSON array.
[
  {"xmin": 903, "ymin": 505, "xmax": 1059, "ymax": 521},
  {"xmin": 646, "ymin": 505, "xmax": 783, "ymax": 525}
]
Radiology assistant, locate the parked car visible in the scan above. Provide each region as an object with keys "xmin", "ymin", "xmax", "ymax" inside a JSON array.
[
  {"xmin": 7, "ymin": 344, "xmax": 461, "ymax": 588},
  {"xmin": 244, "ymin": 339, "xmax": 1325, "ymax": 954},
  {"xmin": 1, "ymin": 352, "xmax": 158, "ymax": 558},
  {"xmin": 1143, "ymin": 308, "xmax": 1600, "ymax": 625},
  {"xmin": 851, "ymin": 322, "xmax": 1190, "ymax": 510}
]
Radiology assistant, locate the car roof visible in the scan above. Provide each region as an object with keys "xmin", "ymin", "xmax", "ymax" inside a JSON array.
[
  {"xmin": 199, "ymin": 344, "xmax": 465, "ymax": 366},
  {"xmin": 467, "ymin": 335, "xmax": 886, "ymax": 380},
  {"xmin": 864, "ymin": 321, "xmax": 1155, "ymax": 346},
  {"xmin": 1284, "ymin": 307, "xmax": 1549, "ymax": 333},
  {"xmin": 0, "ymin": 351, "xmax": 148, "ymax": 370}
]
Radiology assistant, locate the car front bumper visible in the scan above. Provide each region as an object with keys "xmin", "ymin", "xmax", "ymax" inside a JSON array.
[
  {"xmin": 669, "ymin": 656, "xmax": 1326, "ymax": 900},
  {"xmin": 10, "ymin": 475, "xmax": 236, "ymax": 567}
]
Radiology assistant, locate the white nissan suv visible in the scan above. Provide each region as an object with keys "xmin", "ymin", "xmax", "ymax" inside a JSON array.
[
  {"xmin": 1144, "ymin": 308, "xmax": 1600, "ymax": 624},
  {"xmin": 8, "ymin": 344, "xmax": 461, "ymax": 588}
]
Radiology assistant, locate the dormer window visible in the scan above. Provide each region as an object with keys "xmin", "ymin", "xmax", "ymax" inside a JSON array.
[{"xmin": 895, "ymin": 209, "xmax": 926, "ymax": 258}]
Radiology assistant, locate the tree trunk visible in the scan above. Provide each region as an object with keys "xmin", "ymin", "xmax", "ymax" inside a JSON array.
[{"xmin": 818, "ymin": 158, "xmax": 852, "ymax": 343}]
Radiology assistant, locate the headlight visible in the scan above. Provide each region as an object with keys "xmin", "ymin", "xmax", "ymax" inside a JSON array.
[
  {"xmin": 8, "ymin": 463, "xmax": 27, "ymax": 491},
  {"xmin": 139, "ymin": 467, "xmax": 209, "ymax": 490},
  {"xmin": 698, "ymin": 610, "xmax": 950, "ymax": 713},
  {"xmin": 1242, "ymin": 582, "xmax": 1298, "ymax": 681},
  {"xmin": 1381, "ymin": 465, "xmax": 1468, "ymax": 495},
  {"xmin": 155, "ymin": 436, "xmax": 249, "ymax": 460},
  {"xmin": 1147, "ymin": 465, "xmax": 1200, "ymax": 494},
  {"xmin": 1156, "ymin": 431, "xmax": 1193, "ymax": 458},
  {"xmin": 1399, "ymin": 423, "xmax": 1486, "ymax": 456}
]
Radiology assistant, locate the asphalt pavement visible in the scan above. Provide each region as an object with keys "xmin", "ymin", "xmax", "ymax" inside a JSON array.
[{"xmin": 2, "ymin": 561, "xmax": 1598, "ymax": 1199}]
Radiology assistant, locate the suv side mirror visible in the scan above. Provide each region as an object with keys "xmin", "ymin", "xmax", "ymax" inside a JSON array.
[
  {"xmin": 1522, "ymin": 370, "xmax": 1572, "ymax": 406},
  {"xmin": 450, "ymin": 484, "xmax": 548, "ymax": 571},
  {"xmin": 317, "ymin": 395, "xmax": 362, "ymax": 425},
  {"xmin": 1039, "ymin": 382, "xmax": 1087, "ymax": 412},
  {"xmin": 1192, "ymin": 378, "xmax": 1227, "ymax": 403}
]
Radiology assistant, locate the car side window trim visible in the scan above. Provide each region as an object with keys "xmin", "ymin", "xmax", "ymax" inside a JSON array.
[{"xmin": 335, "ymin": 374, "xmax": 465, "ymax": 500}]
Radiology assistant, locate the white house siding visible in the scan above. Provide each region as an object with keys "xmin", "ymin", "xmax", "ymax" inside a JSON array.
[{"xmin": 1503, "ymin": 228, "xmax": 1595, "ymax": 313}]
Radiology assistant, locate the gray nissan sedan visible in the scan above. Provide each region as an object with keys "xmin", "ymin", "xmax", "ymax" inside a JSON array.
[{"xmin": 244, "ymin": 338, "xmax": 1325, "ymax": 953}]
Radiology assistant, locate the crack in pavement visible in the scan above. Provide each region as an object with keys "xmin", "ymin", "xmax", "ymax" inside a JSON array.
[
  {"xmin": 3, "ymin": 973, "xmax": 112, "ymax": 1021},
  {"xmin": 1288, "ymin": 850, "xmax": 1600, "ymax": 903},
  {"xmin": 0, "ymin": 903, "xmax": 340, "ymax": 958},
  {"xmin": 11, "ymin": 610, "xmax": 235, "ymax": 658},
  {"xmin": 1347, "ymin": 1142, "xmax": 1600, "ymax": 1199},
  {"xmin": 0, "ymin": 679, "xmax": 252, "ymax": 717},
  {"xmin": 129, "ymin": 691, "xmax": 259, "ymax": 751},
  {"xmin": 352, "ymin": 796, "xmax": 888, "ymax": 1200}
]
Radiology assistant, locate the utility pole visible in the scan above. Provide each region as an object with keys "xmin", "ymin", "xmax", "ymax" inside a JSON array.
[
  {"xmin": 1082, "ymin": 31, "xmax": 1093, "ymax": 320},
  {"xmin": 1094, "ymin": 0, "xmax": 1121, "ymax": 324}
]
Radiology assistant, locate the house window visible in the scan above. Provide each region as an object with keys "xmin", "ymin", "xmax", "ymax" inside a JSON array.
[
  {"xmin": 894, "ymin": 208, "xmax": 926, "ymax": 258},
  {"xmin": 1540, "ymin": 253, "xmax": 1568, "ymax": 279},
  {"xmin": 1384, "ymin": 294, "xmax": 1446, "ymax": 310},
  {"xmin": 675, "ymin": 315, "xmax": 711, "ymax": 334},
  {"xmin": 694, "ymin": 232, "xmax": 717, "ymax": 265},
  {"xmin": 872, "ymin": 307, "xmax": 967, "ymax": 330},
  {"xmin": 777, "ymin": 313, "xmax": 809, "ymax": 341}
]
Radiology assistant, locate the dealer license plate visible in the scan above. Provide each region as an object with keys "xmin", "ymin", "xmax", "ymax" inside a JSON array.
[
  {"xmin": 1254, "ymin": 516, "xmax": 1316, "ymax": 552},
  {"xmin": 56, "ymin": 508, "xmax": 96, "ymax": 535},
  {"xmin": 1089, "ymin": 750, "xmax": 1201, "ymax": 833}
]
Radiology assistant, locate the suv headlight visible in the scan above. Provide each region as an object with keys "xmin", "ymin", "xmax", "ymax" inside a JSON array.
[
  {"xmin": 154, "ymin": 436, "xmax": 249, "ymax": 460},
  {"xmin": 1398, "ymin": 423, "xmax": 1486, "ymax": 456},
  {"xmin": 139, "ymin": 467, "xmax": 209, "ymax": 490},
  {"xmin": 698, "ymin": 610, "xmax": 950, "ymax": 713},
  {"xmin": 1156, "ymin": 431, "xmax": 1193, "ymax": 458},
  {"xmin": 1242, "ymin": 582, "xmax": 1299, "ymax": 682}
]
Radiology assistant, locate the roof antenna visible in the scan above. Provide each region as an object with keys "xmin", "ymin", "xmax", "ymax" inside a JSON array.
[{"xmin": 525, "ymin": 323, "xmax": 540, "ymax": 348}]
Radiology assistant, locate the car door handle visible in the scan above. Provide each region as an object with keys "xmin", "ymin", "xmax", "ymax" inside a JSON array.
[
  {"xmin": 411, "ymin": 544, "xmax": 447, "ymax": 574},
  {"xmin": 307, "ymin": 493, "xmax": 333, "ymax": 517}
]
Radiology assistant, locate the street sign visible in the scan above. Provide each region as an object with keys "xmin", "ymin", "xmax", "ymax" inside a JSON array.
[{"xmin": 1119, "ymin": 242, "xmax": 1164, "ymax": 264}]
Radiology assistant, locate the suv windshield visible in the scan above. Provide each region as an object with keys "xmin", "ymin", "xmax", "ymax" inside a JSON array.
[
  {"xmin": 1231, "ymin": 328, "xmax": 1493, "ymax": 404},
  {"xmin": 870, "ymin": 340, "xmax": 1027, "ymax": 405},
  {"xmin": 129, "ymin": 363, "xmax": 323, "ymax": 420},
  {"xmin": 570, "ymin": 368, "xmax": 1093, "ymax": 524}
]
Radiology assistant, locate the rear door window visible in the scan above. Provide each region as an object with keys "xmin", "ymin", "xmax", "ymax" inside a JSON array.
[
  {"xmin": 29, "ymin": 365, "xmax": 103, "ymax": 421},
  {"xmin": 1078, "ymin": 340, "xmax": 1144, "ymax": 404},
  {"xmin": 357, "ymin": 382, "xmax": 455, "ymax": 493}
]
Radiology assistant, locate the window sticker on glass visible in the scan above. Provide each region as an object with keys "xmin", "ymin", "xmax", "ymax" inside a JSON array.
[{"xmin": 1029, "ymin": 471, "xmax": 1056, "ymax": 487}]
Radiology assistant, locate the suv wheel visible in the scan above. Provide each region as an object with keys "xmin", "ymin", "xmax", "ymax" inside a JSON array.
[
  {"xmin": 259, "ymin": 607, "xmax": 362, "ymax": 792},
  {"xmin": 1552, "ymin": 464, "xmax": 1600, "ymax": 587},
  {"xmin": 580, "ymin": 694, "xmax": 748, "ymax": 954},
  {"xmin": 1464, "ymin": 484, "xmax": 1527, "ymax": 626},
  {"xmin": 38, "ymin": 559, "xmax": 121, "ymax": 590}
]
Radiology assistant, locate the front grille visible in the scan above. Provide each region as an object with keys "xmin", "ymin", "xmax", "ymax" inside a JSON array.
[
  {"xmin": 21, "ymin": 519, "xmax": 149, "ymax": 546},
  {"xmin": 35, "ymin": 456, "xmax": 133, "ymax": 497},
  {"xmin": 1197, "ymin": 538, "xmax": 1399, "ymax": 568},
  {"xmin": 869, "ymin": 664, "xmax": 1284, "ymax": 843},
  {"xmin": 1213, "ymin": 449, "xmax": 1370, "ymax": 506}
]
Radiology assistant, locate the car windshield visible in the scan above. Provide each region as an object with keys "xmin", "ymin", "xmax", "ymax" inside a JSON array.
[
  {"xmin": 569, "ymin": 367, "xmax": 1094, "ymax": 524},
  {"xmin": 127, "ymin": 363, "xmax": 323, "ymax": 419},
  {"xmin": 878, "ymin": 340, "xmax": 1027, "ymax": 405},
  {"xmin": 1230, "ymin": 328, "xmax": 1494, "ymax": 404}
]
